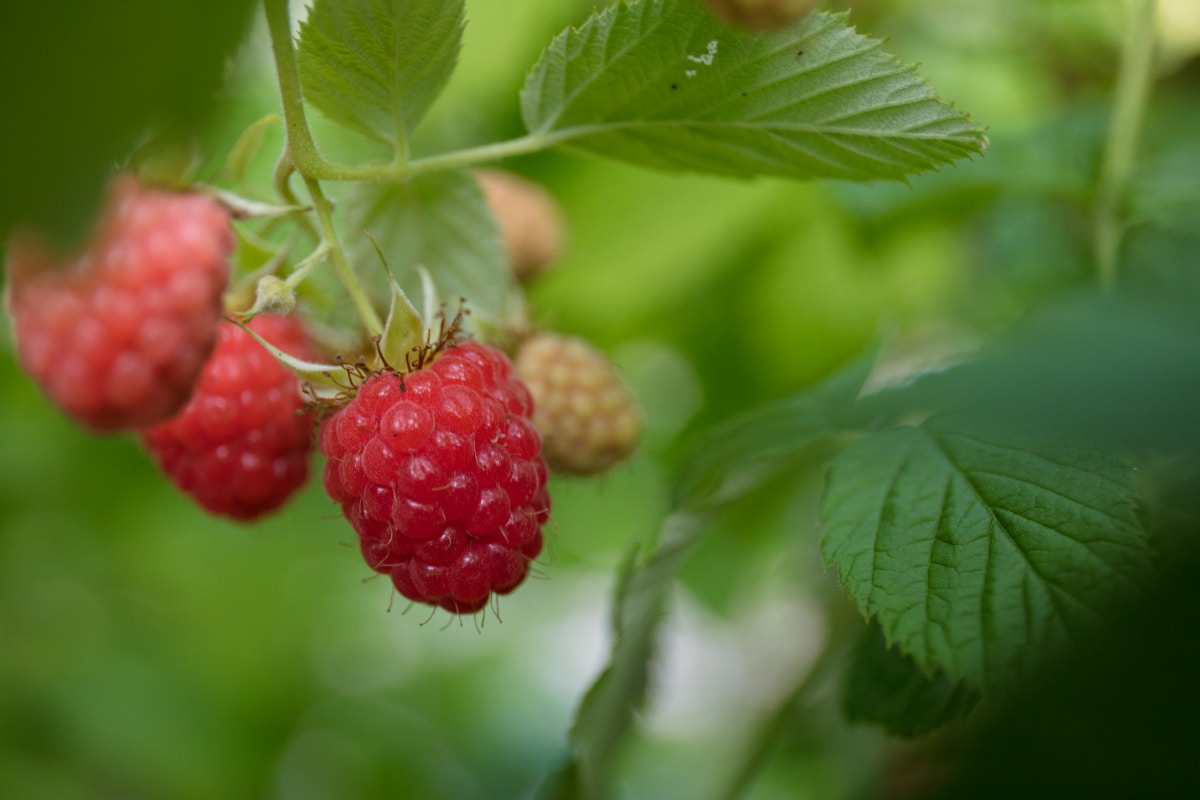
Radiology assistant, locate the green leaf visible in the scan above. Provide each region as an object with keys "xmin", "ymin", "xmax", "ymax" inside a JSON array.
[
  {"xmin": 0, "ymin": 0, "xmax": 256, "ymax": 243},
  {"xmin": 298, "ymin": 0, "xmax": 464, "ymax": 153},
  {"xmin": 674, "ymin": 346, "xmax": 875, "ymax": 510},
  {"xmin": 549, "ymin": 513, "xmax": 707, "ymax": 800},
  {"xmin": 521, "ymin": 1, "xmax": 986, "ymax": 181},
  {"xmin": 1132, "ymin": 143, "xmax": 1200, "ymax": 234},
  {"xmin": 821, "ymin": 416, "xmax": 1152, "ymax": 692},
  {"xmin": 342, "ymin": 171, "xmax": 513, "ymax": 329},
  {"xmin": 842, "ymin": 620, "xmax": 979, "ymax": 736},
  {"xmin": 864, "ymin": 292, "xmax": 1200, "ymax": 452},
  {"xmin": 548, "ymin": 354, "xmax": 883, "ymax": 798}
]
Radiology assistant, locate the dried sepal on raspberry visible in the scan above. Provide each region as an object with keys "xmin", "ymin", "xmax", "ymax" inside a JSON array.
[
  {"xmin": 475, "ymin": 169, "xmax": 565, "ymax": 282},
  {"xmin": 514, "ymin": 332, "xmax": 642, "ymax": 477},
  {"xmin": 5, "ymin": 174, "xmax": 232, "ymax": 432},
  {"xmin": 140, "ymin": 313, "xmax": 319, "ymax": 521}
]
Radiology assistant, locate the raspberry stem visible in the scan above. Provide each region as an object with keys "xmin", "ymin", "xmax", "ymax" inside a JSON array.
[
  {"xmin": 263, "ymin": 0, "xmax": 330, "ymax": 179},
  {"xmin": 303, "ymin": 175, "xmax": 384, "ymax": 336}
]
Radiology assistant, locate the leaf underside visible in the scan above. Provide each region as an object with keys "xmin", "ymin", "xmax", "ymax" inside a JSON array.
[
  {"xmin": 341, "ymin": 170, "xmax": 512, "ymax": 331},
  {"xmin": 843, "ymin": 619, "xmax": 980, "ymax": 736},
  {"xmin": 673, "ymin": 345, "xmax": 876, "ymax": 510},
  {"xmin": 821, "ymin": 416, "xmax": 1152, "ymax": 692},
  {"xmin": 522, "ymin": 0, "xmax": 987, "ymax": 181},
  {"xmin": 298, "ymin": 0, "xmax": 464, "ymax": 152}
]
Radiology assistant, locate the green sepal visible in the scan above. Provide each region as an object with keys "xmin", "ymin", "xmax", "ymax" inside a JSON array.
[
  {"xmin": 231, "ymin": 316, "xmax": 360, "ymax": 400},
  {"xmin": 376, "ymin": 272, "xmax": 427, "ymax": 372}
]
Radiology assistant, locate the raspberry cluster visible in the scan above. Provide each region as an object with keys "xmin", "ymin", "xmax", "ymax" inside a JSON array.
[
  {"xmin": 320, "ymin": 342, "xmax": 550, "ymax": 614},
  {"xmin": 141, "ymin": 314, "xmax": 318, "ymax": 521},
  {"xmin": 5, "ymin": 175, "xmax": 232, "ymax": 432}
]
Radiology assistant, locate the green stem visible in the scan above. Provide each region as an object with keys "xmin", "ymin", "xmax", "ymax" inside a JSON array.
[
  {"xmin": 1095, "ymin": 0, "xmax": 1157, "ymax": 291},
  {"xmin": 282, "ymin": 131, "xmax": 556, "ymax": 182},
  {"xmin": 263, "ymin": 0, "xmax": 331, "ymax": 179},
  {"xmin": 404, "ymin": 134, "xmax": 556, "ymax": 177},
  {"xmin": 284, "ymin": 242, "xmax": 330, "ymax": 290},
  {"xmin": 272, "ymin": 155, "xmax": 321, "ymax": 242},
  {"xmin": 303, "ymin": 175, "xmax": 384, "ymax": 336}
]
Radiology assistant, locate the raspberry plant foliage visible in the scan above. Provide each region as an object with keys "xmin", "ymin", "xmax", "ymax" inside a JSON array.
[{"xmin": 28, "ymin": 0, "xmax": 1197, "ymax": 795}]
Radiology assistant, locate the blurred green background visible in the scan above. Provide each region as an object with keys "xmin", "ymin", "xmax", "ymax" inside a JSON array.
[{"xmin": 3, "ymin": 0, "xmax": 1199, "ymax": 798}]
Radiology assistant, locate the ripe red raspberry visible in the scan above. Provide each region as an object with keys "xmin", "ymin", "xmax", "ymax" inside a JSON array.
[
  {"xmin": 514, "ymin": 332, "xmax": 642, "ymax": 476},
  {"xmin": 141, "ymin": 314, "xmax": 317, "ymax": 521},
  {"xmin": 319, "ymin": 341, "xmax": 551, "ymax": 615},
  {"xmin": 5, "ymin": 175, "xmax": 232, "ymax": 432}
]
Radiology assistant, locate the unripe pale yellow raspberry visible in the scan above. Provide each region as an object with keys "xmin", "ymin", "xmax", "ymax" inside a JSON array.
[
  {"xmin": 702, "ymin": 0, "xmax": 816, "ymax": 31},
  {"xmin": 514, "ymin": 332, "xmax": 642, "ymax": 476},
  {"xmin": 475, "ymin": 169, "xmax": 565, "ymax": 281}
]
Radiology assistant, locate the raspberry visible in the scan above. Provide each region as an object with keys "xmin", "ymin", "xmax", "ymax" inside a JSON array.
[
  {"xmin": 5, "ymin": 175, "xmax": 232, "ymax": 432},
  {"xmin": 319, "ymin": 341, "xmax": 551, "ymax": 615},
  {"xmin": 514, "ymin": 332, "xmax": 642, "ymax": 476},
  {"xmin": 140, "ymin": 314, "xmax": 317, "ymax": 521},
  {"xmin": 475, "ymin": 169, "xmax": 565, "ymax": 281},
  {"xmin": 702, "ymin": 0, "xmax": 815, "ymax": 30}
]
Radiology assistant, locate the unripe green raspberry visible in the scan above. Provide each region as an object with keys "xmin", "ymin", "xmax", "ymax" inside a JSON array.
[
  {"xmin": 703, "ymin": 0, "xmax": 816, "ymax": 31},
  {"xmin": 475, "ymin": 170, "xmax": 565, "ymax": 281},
  {"xmin": 514, "ymin": 332, "xmax": 641, "ymax": 476}
]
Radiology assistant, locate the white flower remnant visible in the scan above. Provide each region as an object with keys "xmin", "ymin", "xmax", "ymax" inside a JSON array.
[{"xmin": 686, "ymin": 40, "xmax": 719, "ymax": 67}]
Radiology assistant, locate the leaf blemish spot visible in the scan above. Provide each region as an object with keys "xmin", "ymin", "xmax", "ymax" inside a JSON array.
[{"xmin": 686, "ymin": 39, "xmax": 719, "ymax": 67}]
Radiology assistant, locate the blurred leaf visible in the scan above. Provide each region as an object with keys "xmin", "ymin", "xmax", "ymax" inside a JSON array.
[
  {"xmin": 930, "ymin": 548, "xmax": 1200, "ymax": 800},
  {"xmin": 875, "ymin": 290, "xmax": 1200, "ymax": 451},
  {"xmin": 842, "ymin": 620, "xmax": 979, "ymax": 736},
  {"xmin": 521, "ymin": 1, "xmax": 986, "ymax": 181},
  {"xmin": 0, "ymin": 0, "xmax": 256, "ymax": 243},
  {"xmin": 548, "ymin": 351, "xmax": 883, "ymax": 797},
  {"xmin": 1132, "ymin": 144, "xmax": 1200, "ymax": 234},
  {"xmin": 342, "ymin": 171, "xmax": 512, "ymax": 328},
  {"xmin": 298, "ymin": 0, "xmax": 464, "ymax": 153},
  {"xmin": 821, "ymin": 415, "xmax": 1152, "ymax": 692},
  {"xmin": 831, "ymin": 107, "xmax": 1106, "ymax": 225},
  {"xmin": 673, "ymin": 346, "xmax": 876, "ymax": 510},
  {"xmin": 221, "ymin": 114, "xmax": 283, "ymax": 186},
  {"xmin": 547, "ymin": 513, "xmax": 707, "ymax": 800}
]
